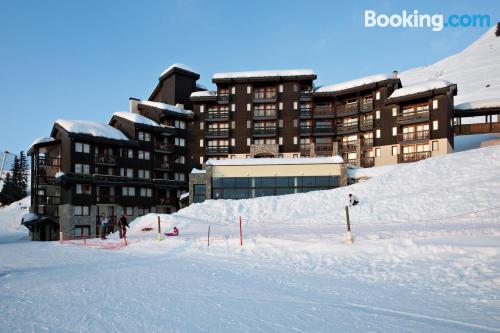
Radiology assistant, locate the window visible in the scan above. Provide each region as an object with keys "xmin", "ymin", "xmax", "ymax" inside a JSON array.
[
  {"xmin": 199, "ymin": 139, "xmax": 204, "ymax": 147},
  {"xmin": 392, "ymin": 146, "xmax": 398, "ymax": 156},
  {"xmin": 140, "ymin": 188, "xmax": 152, "ymax": 197},
  {"xmin": 200, "ymin": 122, "xmax": 204, "ymax": 130},
  {"xmin": 376, "ymin": 129, "xmax": 381, "ymax": 138},
  {"xmin": 293, "ymin": 102, "xmax": 298, "ymax": 110},
  {"xmin": 200, "ymin": 105, "xmax": 205, "ymax": 113},
  {"xmin": 74, "ymin": 225, "xmax": 90, "ymax": 238},
  {"xmin": 392, "ymin": 107, "xmax": 397, "ymax": 116},
  {"xmin": 125, "ymin": 207, "xmax": 134, "ymax": 216},
  {"xmin": 231, "ymin": 138, "xmax": 235, "ymax": 147},
  {"xmin": 392, "ymin": 127, "xmax": 397, "ymax": 136},
  {"xmin": 247, "ymin": 103, "xmax": 251, "ymax": 111},
  {"xmin": 247, "ymin": 138, "xmax": 251, "ymax": 146},
  {"xmin": 138, "ymin": 170, "xmax": 150, "ymax": 179},
  {"xmin": 122, "ymin": 187, "xmax": 135, "ymax": 197},
  {"xmin": 199, "ymin": 156, "xmax": 204, "ymax": 164},
  {"xmin": 376, "ymin": 91, "xmax": 381, "ymax": 100},
  {"xmin": 278, "ymin": 84, "xmax": 283, "ymax": 93},
  {"xmin": 279, "ymin": 137, "xmax": 283, "ymax": 145},
  {"xmin": 433, "ymin": 120, "xmax": 439, "ymax": 130},
  {"xmin": 75, "ymin": 164, "xmax": 90, "ymax": 174},
  {"xmin": 175, "ymin": 156, "xmax": 186, "ymax": 164},
  {"xmin": 74, "ymin": 206, "xmax": 90, "ymax": 216},
  {"xmin": 231, "ymin": 86, "xmax": 236, "ymax": 94},
  {"xmin": 247, "ymin": 86, "xmax": 251, "ymax": 94},
  {"xmin": 375, "ymin": 110, "xmax": 380, "ymax": 119},
  {"xmin": 193, "ymin": 184, "xmax": 206, "ymax": 203},
  {"xmin": 247, "ymin": 120, "xmax": 251, "ymax": 129},
  {"xmin": 231, "ymin": 104, "xmax": 235, "ymax": 112},
  {"xmin": 138, "ymin": 208, "xmax": 150, "ymax": 216},
  {"xmin": 175, "ymin": 138, "xmax": 185, "ymax": 147},
  {"xmin": 432, "ymin": 140, "xmax": 439, "ymax": 151},
  {"xmin": 75, "ymin": 142, "xmax": 90, "ymax": 153},
  {"xmin": 127, "ymin": 149, "xmax": 134, "ymax": 159},
  {"xmin": 433, "ymin": 100, "xmax": 439, "ymax": 109},
  {"xmin": 76, "ymin": 184, "xmax": 91, "ymax": 195},
  {"xmin": 293, "ymin": 154, "xmax": 299, "ymax": 158},
  {"xmin": 174, "ymin": 120, "xmax": 186, "ymax": 129},
  {"xmin": 138, "ymin": 151, "xmax": 150, "ymax": 160},
  {"xmin": 175, "ymin": 173, "xmax": 186, "ymax": 181},
  {"xmin": 138, "ymin": 131, "xmax": 151, "ymax": 141}
]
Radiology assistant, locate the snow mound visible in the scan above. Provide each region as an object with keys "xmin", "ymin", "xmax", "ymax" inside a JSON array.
[
  {"xmin": 400, "ymin": 26, "xmax": 500, "ymax": 105},
  {"xmin": 315, "ymin": 73, "xmax": 392, "ymax": 93},
  {"xmin": 112, "ymin": 112, "xmax": 160, "ymax": 127},
  {"xmin": 388, "ymin": 79, "xmax": 453, "ymax": 100},
  {"xmin": 55, "ymin": 119, "xmax": 129, "ymax": 141},
  {"xmin": 0, "ymin": 197, "xmax": 30, "ymax": 233},
  {"xmin": 213, "ymin": 69, "xmax": 315, "ymax": 80}
]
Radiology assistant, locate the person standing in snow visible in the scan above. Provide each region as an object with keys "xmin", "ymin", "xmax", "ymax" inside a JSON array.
[
  {"xmin": 118, "ymin": 214, "xmax": 129, "ymax": 239},
  {"xmin": 348, "ymin": 193, "xmax": 359, "ymax": 207},
  {"xmin": 100, "ymin": 214, "xmax": 108, "ymax": 240}
]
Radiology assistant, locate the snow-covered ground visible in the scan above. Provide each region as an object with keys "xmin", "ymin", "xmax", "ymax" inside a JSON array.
[{"xmin": 1, "ymin": 146, "xmax": 500, "ymax": 332}]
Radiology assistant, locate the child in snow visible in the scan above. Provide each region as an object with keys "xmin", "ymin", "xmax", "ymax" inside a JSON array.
[
  {"xmin": 118, "ymin": 214, "xmax": 129, "ymax": 239},
  {"xmin": 165, "ymin": 226, "xmax": 179, "ymax": 237},
  {"xmin": 349, "ymin": 193, "xmax": 359, "ymax": 207}
]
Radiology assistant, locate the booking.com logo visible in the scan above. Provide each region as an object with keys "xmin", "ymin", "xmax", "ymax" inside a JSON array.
[{"xmin": 365, "ymin": 10, "xmax": 491, "ymax": 32}]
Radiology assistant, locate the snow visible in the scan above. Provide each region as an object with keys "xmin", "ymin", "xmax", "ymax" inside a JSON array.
[
  {"xmin": 455, "ymin": 98, "xmax": 500, "ymax": 110},
  {"xmin": 28, "ymin": 137, "xmax": 55, "ymax": 150},
  {"xmin": 112, "ymin": 111, "xmax": 160, "ymax": 127},
  {"xmin": 206, "ymin": 156, "xmax": 344, "ymax": 166},
  {"xmin": 160, "ymin": 63, "xmax": 196, "ymax": 77},
  {"xmin": 0, "ymin": 196, "xmax": 30, "ymax": 234},
  {"xmin": 179, "ymin": 192, "xmax": 189, "ymax": 200},
  {"xmin": 55, "ymin": 171, "xmax": 65, "ymax": 179},
  {"xmin": 139, "ymin": 100, "xmax": 194, "ymax": 115},
  {"xmin": 190, "ymin": 90, "xmax": 216, "ymax": 98},
  {"xmin": 315, "ymin": 73, "xmax": 392, "ymax": 93},
  {"xmin": 190, "ymin": 168, "xmax": 206, "ymax": 174},
  {"xmin": 454, "ymin": 133, "xmax": 500, "ymax": 152},
  {"xmin": 55, "ymin": 119, "xmax": 129, "ymax": 141},
  {"xmin": 347, "ymin": 164, "xmax": 398, "ymax": 180},
  {"xmin": 213, "ymin": 69, "xmax": 315, "ymax": 80},
  {"xmin": 388, "ymin": 79, "xmax": 453, "ymax": 99},
  {"xmin": 400, "ymin": 26, "xmax": 500, "ymax": 106},
  {"xmin": 21, "ymin": 212, "xmax": 38, "ymax": 223}
]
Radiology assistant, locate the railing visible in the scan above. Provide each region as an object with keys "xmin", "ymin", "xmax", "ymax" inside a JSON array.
[
  {"xmin": 398, "ymin": 151, "xmax": 431, "ymax": 163},
  {"xmin": 360, "ymin": 100, "xmax": 374, "ymax": 113},
  {"xmin": 217, "ymin": 94, "xmax": 230, "ymax": 103},
  {"xmin": 315, "ymin": 143, "xmax": 333, "ymax": 154},
  {"xmin": 337, "ymin": 123, "xmax": 359, "ymax": 134},
  {"xmin": 156, "ymin": 197, "xmax": 177, "ymax": 206},
  {"xmin": 37, "ymin": 176, "xmax": 58, "ymax": 185},
  {"xmin": 38, "ymin": 157, "xmax": 60, "ymax": 167},
  {"xmin": 96, "ymin": 195, "xmax": 115, "ymax": 203},
  {"xmin": 300, "ymin": 92, "xmax": 312, "ymax": 100},
  {"xmin": 252, "ymin": 128, "xmax": 277, "ymax": 136},
  {"xmin": 37, "ymin": 195, "xmax": 60, "ymax": 205},
  {"xmin": 206, "ymin": 111, "xmax": 230, "ymax": 120},
  {"xmin": 313, "ymin": 126, "xmax": 335, "ymax": 134},
  {"xmin": 300, "ymin": 108, "xmax": 312, "ymax": 118},
  {"xmin": 361, "ymin": 157, "xmax": 374, "ymax": 167},
  {"xmin": 253, "ymin": 109, "xmax": 277, "ymax": 119},
  {"xmin": 300, "ymin": 144, "xmax": 311, "ymax": 155},
  {"xmin": 359, "ymin": 119, "xmax": 374, "ymax": 131},
  {"xmin": 300, "ymin": 126, "xmax": 312, "ymax": 134},
  {"xmin": 347, "ymin": 158, "xmax": 357, "ymax": 165},
  {"xmin": 95, "ymin": 155, "xmax": 117, "ymax": 165},
  {"xmin": 154, "ymin": 142, "xmax": 174, "ymax": 152},
  {"xmin": 361, "ymin": 138, "xmax": 373, "ymax": 149},
  {"xmin": 398, "ymin": 130, "xmax": 430, "ymax": 142},
  {"xmin": 336, "ymin": 103, "xmax": 358, "ymax": 117},
  {"xmin": 396, "ymin": 110, "xmax": 430, "ymax": 123},
  {"xmin": 454, "ymin": 122, "xmax": 500, "ymax": 135},
  {"xmin": 205, "ymin": 128, "xmax": 230, "ymax": 137},
  {"xmin": 206, "ymin": 146, "xmax": 229, "ymax": 154},
  {"xmin": 154, "ymin": 161, "xmax": 172, "ymax": 170},
  {"xmin": 313, "ymin": 106, "xmax": 334, "ymax": 117},
  {"xmin": 339, "ymin": 141, "xmax": 358, "ymax": 151},
  {"xmin": 253, "ymin": 92, "xmax": 277, "ymax": 101}
]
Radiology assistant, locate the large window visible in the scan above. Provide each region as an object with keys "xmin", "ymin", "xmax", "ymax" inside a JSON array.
[
  {"xmin": 75, "ymin": 142, "xmax": 90, "ymax": 153},
  {"xmin": 212, "ymin": 176, "xmax": 340, "ymax": 200},
  {"xmin": 193, "ymin": 184, "xmax": 206, "ymax": 203}
]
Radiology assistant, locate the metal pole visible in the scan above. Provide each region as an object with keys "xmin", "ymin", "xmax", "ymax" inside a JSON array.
[
  {"xmin": 345, "ymin": 206, "xmax": 353, "ymax": 244},
  {"xmin": 157, "ymin": 216, "xmax": 163, "ymax": 241}
]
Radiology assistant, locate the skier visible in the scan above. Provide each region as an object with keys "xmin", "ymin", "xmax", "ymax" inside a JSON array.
[
  {"xmin": 118, "ymin": 214, "xmax": 129, "ymax": 239},
  {"xmin": 100, "ymin": 214, "xmax": 108, "ymax": 239},
  {"xmin": 348, "ymin": 193, "xmax": 359, "ymax": 207},
  {"xmin": 165, "ymin": 226, "xmax": 179, "ymax": 237}
]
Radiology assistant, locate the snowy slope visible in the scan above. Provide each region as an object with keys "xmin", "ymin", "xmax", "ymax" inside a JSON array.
[
  {"xmin": 0, "ymin": 197, "xmax": 29, "ymax": 233},
  {"xmin": 400, "ymin": 26, "xmax": 500, "ymax": 105}
]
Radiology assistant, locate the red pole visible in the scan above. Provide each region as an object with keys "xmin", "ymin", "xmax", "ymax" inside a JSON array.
[{"xmin": 239, "ymin": 217, "xmax": 243, "ymax": 246}]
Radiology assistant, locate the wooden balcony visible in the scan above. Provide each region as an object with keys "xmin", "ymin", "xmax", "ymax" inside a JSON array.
[
  {"xmin": 154, "ymin": 142, "xmax": 174, "ymax": 153},
  {"xmin": 313, "ymin": 106, "xmax": 334, "ymax": 118},
  {"xmin": 95, "ymin": 155, "xmax": 118, "ymax": 165},
  {"xmin": 315, "ymin": 143, "xmax": 333, "ymax": 155},
  {"xmin": 300, "ymin": 108, "xmax": 312, "ymax": 118},
  {"xmin": 37, "ymin": 176, "xmax": 58, "ymax": 185},
  {"xmin": 398, "ymin": 151, "xmax": 431, "ymax": 163},
  {"xmin": 396, "ymin": 110, "xmax": 430, "ymax": 124},
  {"xmin": 398, "ymin": 130, "xmax": 430, "ymax": 143},
  {"xmin": 313, "ymin": 127, "xmax": 335, "ymax": 135},
  {"xmin": 338, "ymin": 141, "xmax": 358, "ymax": 152},
  {"xmin": 253, "ymin": 92, "xmax": 277, "ymax": 103},
  {"xmin": 252, "ymin": 128, "xmax": 277, "ymax": 137},
  {"xmin": 300, "ymin": 126, "xmax": 312, "ymax": 135},
  {"xmin": 96, "ymin": 195, "xmax": 115, "ymax": 204},
  {"xmin": 359, "ymin": 119, "xmax": 374, "ymax": 131},
  {"xmin": 154, "ymin": 161, "xmax": 172, "ymax": 171},
  {"xmin": 360, "ymin": 157, "xmax": 374, "ymax": 167},
  {"xmin": 360, "ymin": 138, "xmax": 373, "ymax": 149},
  {"xmin": 337, "ymin": 123, "xmax": 359, "ymax": 135},
  {"xmin": 454, "ymin": 122, "xmax": 500, "ymax": 135},
  {"xmin": 217, "ymin": 94, "xmax": 230, "ymax": 104},
  {"xmin": 37, "ymin": 195, "xmax": 61, "ymax": 205},
  {"xmin": 206, "ymin": 146, "xmax": 229, "ymax": 155},
  {"xmin": 300, "ymin": 91, "xmax": 312, "ymax": 101},
  {"xmin": 336, "ymin": 103, "xmax": 358, "ymax": 117},
  {"xmin": 300, "ymin": 144, "xmax": 311, "ymax": 155},
  {"xmin": 360, "ymin": 100, "xmax": 374, "ymax": 113},
  {"xmin": 156, "ymin": 197, "xmax": 177, "ymax": 206},
  {"xmin": 253, "ymin": 109, "xmax": 277, "ymax": 120},
  {"xmin": 205, "ymin": 128, "xmax": 230, "ymax": 138},
  {"xmin": 38, "ymin": 157, "xmax": 60, "ymax": 167},
  {"xmin": 206, "ymin": 110, "xmax": 230, "ymax": 121}
]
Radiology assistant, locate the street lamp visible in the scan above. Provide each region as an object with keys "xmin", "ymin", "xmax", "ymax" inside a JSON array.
[{"xmin": 0, "ymin": 150, "xmax": 17, "ymax": 184}]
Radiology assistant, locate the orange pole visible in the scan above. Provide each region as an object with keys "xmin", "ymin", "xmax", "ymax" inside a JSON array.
[{"xmin": 239, "ymin": 217, "xmax": 243, "ymax": 246}]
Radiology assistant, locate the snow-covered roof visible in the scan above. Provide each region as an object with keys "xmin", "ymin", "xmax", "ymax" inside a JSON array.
[
  {"xmin": 179, "ymin": 192, "xmax": 189, "ymax": 200},
  {"xmin": 139, "ymin": 100, "xmax": 194, "ymax": 115},
  {"xmin": 454, "ymin": 98, "xmax": 500, "ymax": 110},
  {"xmin": 388, "ymin": 80, "xmax": 454, "ymax": 100},
  {"xmin": 55, "ymin": 119, "xmax": 130, "ymax": 141},
  {"xmin": 160, "ymin": 63, "xmax": 197, "ymax": 77},
  {"xmin": 29, "ymin": 137, "xmax": 55, "ymax": 149},
  {"xmin": 191, "ymin": 168, "xmax": 207, "ymax": 174},
  {"xmin": 190, "ymin": 91, "xmax": 216, "ymax": 98},
  {"xmin": 207, "ymin": 156, "xmax": 344, "ymax": 166},
  {"xmin": 213, "ymin": 69, "xmax": 316, "ymax": 80},
  {"xmin": 315, "ymin": 74, "xmax": 393, "ymax": 93},
  {"xmin": 196, "ymin": 83, "xmax": 207, "ymax": 90},
  {"xmin": 22, "ymin": 213, "xmax": 38, "ymax": 223},
  {"xmin": 112, "ymin": 112, "xmax": 160, "ymax": 127},
  {"xmin": 55, "ymin": 171, "xmax": 65, "ymax": 179}
]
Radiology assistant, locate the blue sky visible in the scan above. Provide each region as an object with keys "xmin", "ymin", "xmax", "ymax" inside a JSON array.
[{"xmin": 0, "ymin": 0, "xmax": 498, "ymax": 154}]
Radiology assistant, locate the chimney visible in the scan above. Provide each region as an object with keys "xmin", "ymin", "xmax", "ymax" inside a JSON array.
[
  {"xmin": 176, "ymin": 103, "xmax": 184, "ymax": 109},
  {"xmin": 392, "ymin": 70, "xmax": 398, "ymax": 79},
  {"xmin": 129, "ymin": 97, "xmax": 140, "ymax": 114}
]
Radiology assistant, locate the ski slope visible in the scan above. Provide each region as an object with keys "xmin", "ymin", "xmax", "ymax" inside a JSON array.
[{"xmin": 1, "ymin": 146, "xmax": 499, "ymax": 332}]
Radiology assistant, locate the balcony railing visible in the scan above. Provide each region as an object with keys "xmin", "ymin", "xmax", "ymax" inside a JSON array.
[
  {"xmin": 398, "ymin": 130, "xmax": 430, "ymax": 143},
  {"xmin": 337, "ymin": 123, "xmax": 359, "ymax": 134},
  {"xmin": 300, "ymin": 108, "xmax": 312, "ymax": 118},
  {"xmin": 156, "ymin": 197, "xmax": 177, "ymax": 206},
  {"xmin": 300, "ymin": 126, "xmax": 312, "ymax": 135},
  {"xmin": 253, "ymin": 92, "xmax": 277, "ymax": 102},
  {"xmin": 315, "ymin": 143, "xmax": 333, "ymax": 154},
  {"xmin": 339, "ymin": 141, "xmax": 358, "ymax": 152},
  {"xmin": 96, "ymin": 195, "xmax": 115, "ymax": 204},
  {"xmin": 154, "ymin": 142, "xmax": 174, "ymax": 152},
  {"xmin": 359, "ymin": 119, "xmax": 374, "ymax": 131},
  {"xmin": 253, "ymin": 109, "xmax": 277, "ymax": 119},
  {"xmin": 217, "ymin": 94, "xmax": 230, "ymax": 103},
  {"xmin": 37, "ymin": 176, "xmax": 58, "ymax": 185},
  {"xmin": 205, "ymin": 128, "xmax": 230, "ymax": 137},
  {"xmin": 38, "ymin": 157, "xmax": 60, "ymax": 167},
  {"xmin": 313, "ymin": 126, "xmax": 335, "ymax": 134},
  {"xmin": 154, "ymin": 161, "xmax": 172, "ymax": 171},
  {"xmin": 360, "ymin": 157, "xmax": 375, "ymax": 167},
  {"xmin": 396, "ymin": 110, "xmax": 430, "ymax": 124},
  {"xmin": 300, "ymin": 91, "xmax": 312, "ymax": 100},
  {"xmin": 300, "ymin": 144, "xmax": 311, "ymax": 155},
  {"xmin": 252, "ymin": 128, "xmax": 277, "ymax": 136},
  {"xmin": 336, "ymin": 103, "xmax": 358, "ymax": 117},
  {"xmin": 454, "ymin": 122, "xmax": 500, "ymax": 135},
  {"xmin": 95, "ymin": 155, "xmax": 117, "ymax": 165},
  {"xmin": 360, "ymin": 100, "xmax": 374, "ymax": 113},
  {"xmin": 206, "ymin": 110, "xmax": 230, "ymax": 120},
  {"xmin": 206, "ymin": 146, "xmax": 229, "ymax": 155},
  {"xmin": 37, "ymin": 195, "xmax": 60, "ymax": 205},
  {"xmin": 398, "ymin": 151, "xmax": 431, "ymax": 163},
  {"xmin": 313, "ymin": 106, "xmax": 334, "ymax": 117},
  {"xmin": 361, "ymin": 138, "xmax": 373, "ymax": 149}
]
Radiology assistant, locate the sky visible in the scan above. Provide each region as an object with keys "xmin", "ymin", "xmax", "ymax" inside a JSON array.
[{"xmin": 0, "ymin": 0, "xmax": 498, "ymax": 155}]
